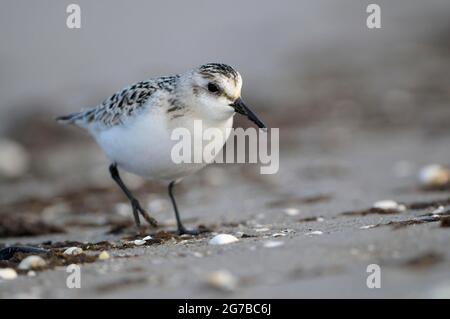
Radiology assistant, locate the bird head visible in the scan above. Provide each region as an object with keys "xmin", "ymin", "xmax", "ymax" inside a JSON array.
[{"xmin": 179, "ymin": 63, "xmax": 266, "ymax": 129}]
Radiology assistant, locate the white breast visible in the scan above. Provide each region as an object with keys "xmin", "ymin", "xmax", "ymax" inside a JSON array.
[{"xmin": 91, "ymin": 107, "xmax": 234, "ymax": 182}]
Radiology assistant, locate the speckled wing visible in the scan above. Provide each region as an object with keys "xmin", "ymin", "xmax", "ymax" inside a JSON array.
[{"xmin": 56, "ymin": 76, "xmax": 178, "ymax": 129}]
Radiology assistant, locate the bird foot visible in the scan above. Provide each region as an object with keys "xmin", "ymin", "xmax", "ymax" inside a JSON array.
[
  {"xmin": 177, "ymin": 227, "xmax": 199, "ymax": 236},
  {"xmin": 131, "ymin": 199, "xmax": 158, "ymax": 228}
]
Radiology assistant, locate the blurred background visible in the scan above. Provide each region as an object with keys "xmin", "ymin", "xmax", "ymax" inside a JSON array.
[
  {"xmin": 1, "ymin": 0, "xmax": 449, "ymax": 224},
  {"xmin": 1, "ymin": 0, "xmax": 450, "ymax": 222}
]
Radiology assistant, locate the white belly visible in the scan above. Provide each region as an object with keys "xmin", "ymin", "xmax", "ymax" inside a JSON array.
[{"xmin": 91, "ymin": 111, "xmax": 234, "ymax": 182}]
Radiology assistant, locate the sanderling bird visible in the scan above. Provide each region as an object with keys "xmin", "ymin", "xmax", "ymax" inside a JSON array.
[{"xmin": 57, "ymin": 63, "xmax": 266, "ymax": 235}]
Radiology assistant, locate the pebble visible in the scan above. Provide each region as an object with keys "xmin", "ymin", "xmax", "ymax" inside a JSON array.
[
  {"xmin": 373, "ymin": 200, "xmax": 406, "ymax": 212},
  {"xmin": 98, "ymin": 251, "xmax": 110, "ymax": 260},
  {"xmin": 283, "ymin": 208, "xmax": 299, "ymax": 216},
  {"xmin": 63, "ymin": 247, "xmax": 83, "ymax": 256},
  {"xmin": 418, "ymin": 164, "xmax": 450, "ymax": 187},
  {"xmin": 206, "ymin": 270, "xmax": 238, "ymax": 292},
  {"xmin": 209, "ymin": 234, "xmax": 239, "ymax": 245},
  {"xmin": 234, "ymin": 231, "xmax": 245, "ymax": 238},
  {"xmin": 0, "ymin": 139, "xmax": 30, "ymax": 178},
  {"xmin": 0, "ymin": 268, "xmax": 18, "ymax": 280},
  {"xmin": 263, "ymin": 240, "xmax": 284, "ymax": 248},
  {"xmin": 18, "ymin": 255, "xmax": 47, "ymax": 270}
]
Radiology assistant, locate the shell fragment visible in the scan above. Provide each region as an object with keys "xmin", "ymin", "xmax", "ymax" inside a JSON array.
[{"xmin": 209, "ymin": 234, "xmax": 239, "ymax": 245}]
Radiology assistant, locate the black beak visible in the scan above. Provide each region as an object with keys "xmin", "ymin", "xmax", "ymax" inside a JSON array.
[{"xmin": 230, "ymin": 98, "xmax": 267, "ymax": 130}]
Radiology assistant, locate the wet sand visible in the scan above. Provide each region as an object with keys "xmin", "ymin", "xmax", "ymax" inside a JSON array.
[{"xmin": 1, "ymin": 125, "xmax": 449, "ymax": 298}]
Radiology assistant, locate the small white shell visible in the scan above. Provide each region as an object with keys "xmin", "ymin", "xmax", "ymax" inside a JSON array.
[
  {"xmin": 0, "ymin": 139, "xmax": 30, "ymax": 178},
  {"xmin": 306, "ymin": 231, "xmax": 323, "ymax": 236},
  {"xmin": 360, "ymin": 225, "xmax": 376, "ymax": 229},
  {"xmin": 418, "ymin": 164, "xmax": 450, "ymax": 186},
  {"xmin": 271, "ymin": 233, "xmax": 287, "ymax": 238},
  {"xmin": 263, "ymin": 240, "xmax": 284, "ymax": 248},
  {"xmin": 133, "ymin": 239, "xmax": 146, "ymax": 246},
  {"xmin": 18, "ymin": 255, "xmax": 46, "ymax": 270},
  {"xmin": 0, "ymin": 268, "xmax": 18, "ymax": 280},
  {"xmin": 254, "ymin": 227, "xmax": 270, "ymax": 232},
  {"xmin": 191, "ymin": 252, "xmax": 204, "ymax": 258},
  {"xmin": 98, "ymin": 251, "xmax": 110, "ymax": 260},
  {"xmin": 283, "ymin": 208, "xmax": 299, "ymax": 216},
  {"xmin": 432, "ymin": 206, "xmax": 446, "ymax": 215},
  {"xmin": 206, "ymin": 270, "xmax": 238, "ymax": 292},
  {"xmin": 209, "ymin": 234, "xmax": 239, "ymax": 245},
  {"xmin": 63, "ymin": 247, "xmax": 83, "ymax": 256},
  {"xmin": 142, "ymin": 236, "xmax": 153, "ymax": 241},
  {"xmin": 373, "ymin": 200, "xmax": 406, "ymax": 212}
]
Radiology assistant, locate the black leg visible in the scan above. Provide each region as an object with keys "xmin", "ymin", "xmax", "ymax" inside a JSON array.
[
  {"xmin": 168, "ymin": 181, "xmax": 198, "ymax": 235},
  {"xmin": 109, "ymin": 164, "xmax": 158, "ymax": 228}
]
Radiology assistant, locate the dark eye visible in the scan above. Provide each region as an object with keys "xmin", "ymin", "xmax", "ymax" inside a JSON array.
[{"xmin": 207, "ymin": 83, "xmax": 219, "ymax": 93}]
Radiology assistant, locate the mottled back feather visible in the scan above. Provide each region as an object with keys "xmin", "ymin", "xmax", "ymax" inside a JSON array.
[
  {"xmin": 56, "ymin": 63, "xmax": 239, "ymax": 129},
  {"xmin": 57, "ymin": 75, "xmax": 179, "ymax": 128}
]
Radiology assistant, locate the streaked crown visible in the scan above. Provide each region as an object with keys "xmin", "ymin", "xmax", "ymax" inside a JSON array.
[{"xmin": 198, "ymin": 63, "xmax": 239, "ymax": 81}]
